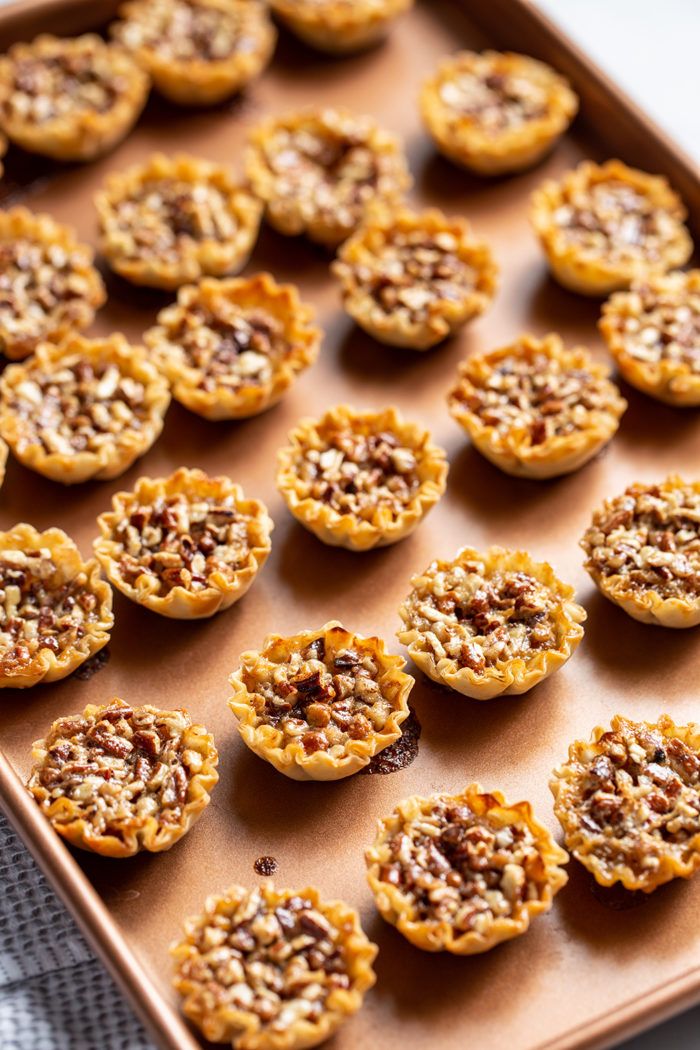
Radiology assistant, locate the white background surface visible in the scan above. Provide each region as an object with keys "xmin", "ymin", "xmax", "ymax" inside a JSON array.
[{"xmin": 0, "ymin": 1, "xmax": 698, "ymax": 1047}]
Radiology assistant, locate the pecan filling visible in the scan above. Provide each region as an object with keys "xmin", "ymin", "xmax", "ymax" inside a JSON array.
[
  {"xmin": 403, "ymin": 558, "xmax": 562, "ymax": 672},
  {"xmin": 10, "ymin": 359, "xmax": 148, "ymax": 456},
  {"xmin": 581, "ymin": 482, "xmax": 700, "ymax": 600},
  {"xmin": 0, "ymin": 548, "xmax": 99, "ymax": 674},
  {"xmin": 161, "ymin": 303, "xmax": 285, "ymax": 392},
  {"xmin": 113, "ymin": 493, "xmax": 257, "ymax": 594},
  {"xmin": 2, "ymin": 46, "xmax": 125, "ymax": 123},
  {"xmin": 552, "ymin": 180, "xmax": 678, "ymax": 264},
  {"xmin": 245, "ymin": 637, "xmax": 395, "ymax": 755},
  {"xmin": 295, "ymin": 427, "xmax": 419, "ymax": 519},
  {"xmin": 456, "ymin": 352, "xmax": 614, "ymax": 446},
  {"xmin": 351, "ymin": 229, "xmax": 476, "ymax": 322},
  {"xmin": 109, "ymin": 179, "xmax": 239, "ymax": 265},
  {"xmin": 0, "ymin": 240, "xmax": 95, "ymax": 356},
  {"xmin": 560, "ymin": 718, "xmax": 700, "ymax": 875},
  {"xmin": 178, "ymin": 889, "xmax": 352, "ymax": 1028},
  {"xmin": 380, "ymin": 797, "xmax": 546, "ymax": 931},
  {"xmin": 263, "ymin": 122, "xmax": 384, "ymax": 230},
  {"xmin": 439, "ymin": 69, "xmax": 548, "ymax": 132},
  {"xmin": 116, "ymin": 0, "xmax": 257, "ymax": 62},
  {"xmin": 31, "ymin": 702, "xmax": 199, "ymax": 833},
  {"xmin": 614, "ymin": 284, "xmax": 700, "ymax": 370}
]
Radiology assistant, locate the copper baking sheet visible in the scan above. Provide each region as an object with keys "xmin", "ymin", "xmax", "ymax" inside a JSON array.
[{"xmin": 1, "ymin": 2, "xmax": 700, "ymax": 1048}]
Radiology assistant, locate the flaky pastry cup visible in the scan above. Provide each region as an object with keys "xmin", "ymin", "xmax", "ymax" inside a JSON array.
[
  {"xmin": 580, "ymin": 475, "xmax": 700, "ymax": 627},
  {"xmin": 0, "ymin": 524, "xmax": 113, "ymax": 688},
  {"xmin": 332, "ymin": 206, "xmax": 498, "ymax": 350},
  {"xmin": 94, "ymin": 467, "xmax": 273, "ymax": 619},
  {"xmin": 447, "ymin": 332, "xmax": 627, "ymax": 478},
  {"xmin": 530, "ymin": 159, "xmax": 693, "ymax": 297},
  {"xmin": 0, "ymin": 437, "xmax": 7, "ymax": 490},
  {"xmin": 420, "ymin": 50, "xmax": 578, "ymax": 176},
  {"xmin": 112, "ymin": 0, "xmax": 276, "ymax": 106},
  {"xmin": 599, "ymin": 270, "xmax": 700, "ymax": 406},
  {"xmin": 276, "ymin": 404, "xmax": 448, "ymax": 551},
  {"xmin": 245, "ymin": 107, "xmax": 411, "ymax": 247},
  {"xmin": 550, "ymin": 714, "xmax": 700, "ymax": 892},
  {"xmin": 0, "ymin": 34, "xmax": 149, "ymax": 162},
  {"xmin": 228, "ymin": 621, "xmax": 413, "ymax": 781},
  {"xmin": 366, "ymin": 784, "xmax": 568, "ymax": 953},
  {"xmin": 0, "ymin": 333, "xmax": 170, "ymax": 484},
  {"xmin": 172, "ymin": 883, "xmax": 377, "ymax": 1050},
  {"xmin": 0, "ymin": 206, "xmax": 106, "ymax": 360},
  {"xmin": 95, "ymin": 152, "xmax": 262, "ymax": 290},
  {"xmin": 270, "ymin": 0, "xmax": 412, "ymax": 54},
  {"xmin": 145, "ymin": 273, "xmax": 322, "ymax": 419},
  {"xmin": 397, "ymin": 545, "xmax": 586, "ymax": 699},
  {"xmin": 0, "ymin": 132, "xmax": 6, "ymax": 178},
  {"xmin": 27, "ymin": 697, "xmax": 219, "ymax": 857}
]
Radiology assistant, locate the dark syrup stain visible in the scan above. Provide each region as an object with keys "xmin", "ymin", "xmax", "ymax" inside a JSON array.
[
  {"xmin": 254, "ymin": 855, "xmax": 279, "ymax": 877},
  {"xmin": 361, "ymin": 706, "xmax": 422, "ymax": 775},
  {"xmin": 72, "ymin": 647, "xmax": 111, "ymax": 681},
  {"xmin": 589, "ymin": 879, "xmax": 650, "ymax": 911}
]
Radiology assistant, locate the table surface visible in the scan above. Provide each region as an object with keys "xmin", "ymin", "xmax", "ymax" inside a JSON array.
[{"xmin": 1, "ymin": 1, "xmax": 699, "ymax": 1048}]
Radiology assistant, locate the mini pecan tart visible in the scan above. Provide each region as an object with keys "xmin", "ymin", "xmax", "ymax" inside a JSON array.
[
  {"xmin": 0, "ymin": 524, "xmax": 113, "ymax": 688},
  {"xmin": 145, "ymin": 274, "xmax": 321, "ymax": 420},
  {"xmin": 447, "ymin": 333, "xmax": 627, "ymax": 479},
  {"xmin": 397, "ymin": 546, "xmax": 585, "ymax": 700},
  {"xmin": 600, "ymin": 270, "xmax": 700, "ymax": 406},
  {"xmin": 0, "ymin": 34, "xmax": 149, "ymax": 162},
  {"xmin": 551, "ymin": 714, "xmax": 700, "ymax": 892},
  {"xmin": 172, "ymin": 883, "xmax": 376, "ymax": 1049},
  {"xmin": 366, "ymin": 784, "xmax": 568, "ymax": 953},
  {"xmin": 276, "ymin": 405, "xmax": 447, "ymax": 551},
  {"xmin": 94, "ymin": 467, "xmax": 273, "ymax": 619},
  {"xmin": 27, "ymin": 697, "xmax": 218, "ymax": 857},
  {"xmin": 95, "ymin": 152, "xmax": 262, "ymax": 290},
  {"xmin": 228, "ymin": 621, "xmax": 413, "ymax": 781},
  {"xmin": 0, "ymin": 333, "xmax": 170, "ymax": 484},
  {"xmin": 111, "ymin": 0, "xmax": 276, "ymax": 106},
  {"xmin": 269, "ymin": 0, "xmax": 413, "ymax": 54},
  {"xmin": 420, "ymin": 50, "xmax": 577, "ymax": 176},
  {"xmin": 332, "ymin": 206, "xmax": 497, "ymax": 350},
  {"xmin": 245, "ymin": 107, "xmax": 411, "ymax": 247},
  {"xmin": 530, "ymin": 159, "xmax": 693, "ymax": 297},
  {"xmin": 580, "ymin": 476, "xmax": 700, "ymax": 628},
  {"xmin": 0, "ymin": 207, "xmax": 105, "ymax": 361}
]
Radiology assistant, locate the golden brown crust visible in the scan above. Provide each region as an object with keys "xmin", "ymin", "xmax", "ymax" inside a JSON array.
[
  {"xmin": 111, "ymin": 0, "xmax": 276, "ymax": 106},
  {"xmin": 600, "ymin": 270, "xmax": 700, "ymax": 406},
  {"xmin": 550, "ymin": 714, "xmax": 700, "ymax": 892},
  {"xmin": 397, "ymin": 545, "xmax": 586, "ymax": 699},
  {"xmin": 228, "ymin": 621, "xmax": 413, "ymax": 780},
  {"xmin": 332, "ymin": 205, "xmax": 497, "ymax": 350},
  {"xmin": 270, "ymin": 0, "xmax": 413, "ymax": 54},
  {"xmin": 447, "ymin": 332, "xmax": 627, "ymax": 478},
  {"xmin": 95, "ymin": 152, "xmax": 262, "ymax": 289},
  {"xmin": 366, "ymin": 783, "xmax": 568, "ymax": 953},
  {"xmin": 94, "ymin": 467, "xmax": 273, "ymax": 619},
  {"xmin": 27, "ymin": 697, "xmax": 218, "ymax": 857},
  {"xmin": 0, "ymin": 333, "xmax": 170, "ymax": 484},
  {"xmin": 245, "ymin": 106, "xmax": 411, "ymax": 247},
  {"xmin": 145, "ymin": 273, "xmax": 322, "ymax": 420},
  {"xmin": 580, "ymin": 476, "xmax": 700, "ymax": 628},
  {"xmin": 276, "ymin": 404, "xmax": 448, "ymax": 550},
  {"xmin": 0, "ymin": 524, "xmax": 113, "ymax": 688},
  {"xmin": 172, "ymin": 883, "xmax": 377, "ymax": 1049},
  {"xmin": 530, "ymin": 159, "xmax": 693, "ymax": 296},
  {"xmin": 420, "ymin": 50, "xmax": 578, "ymax": 176},
  {"xmin": 0, "ymin": 207, "xmax": 106, "ymax": 361},
  {"xmin": 0, "ymin": 34, "xmax": 149, "ymax": 162}
]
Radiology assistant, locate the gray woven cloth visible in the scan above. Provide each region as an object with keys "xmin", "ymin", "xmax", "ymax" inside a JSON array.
[{"xmin": 0, "ymin": 812, "xmax": 152, "ymax": 1050}]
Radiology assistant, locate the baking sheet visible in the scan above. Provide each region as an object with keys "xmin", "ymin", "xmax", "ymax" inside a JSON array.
[{"xmin": 1, "ymin": 1, "xmax": 700, "ymax": 1048}]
